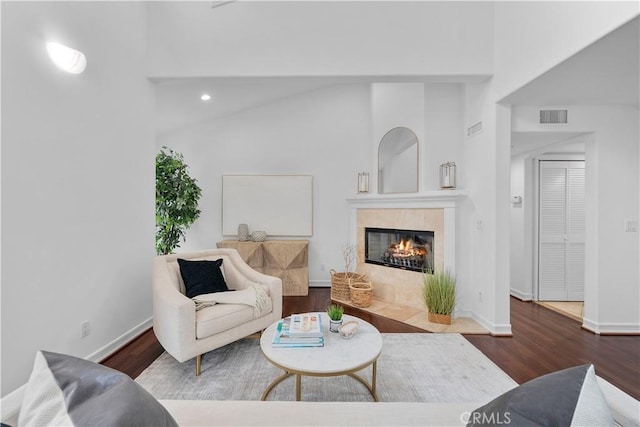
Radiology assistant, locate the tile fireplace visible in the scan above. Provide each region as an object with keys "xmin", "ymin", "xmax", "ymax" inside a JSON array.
[
  {"xmin": 364, "ymin": 227, "xmax": 434, "ymax": 273},
  {"xmin": 348, "ymin": 195, "xmax": 457, "ymax": 311}
]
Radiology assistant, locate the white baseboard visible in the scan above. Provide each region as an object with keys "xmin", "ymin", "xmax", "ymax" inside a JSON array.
[
  {"xmin": 309, "ymin": 280, "xmax": 331, "ymax": 288},
  {"xmin": 87, "ymin": 317, "xmax": 153, "ymax": 363},
  {"xmin": 510, "ymin": 288, "xmax": 533, "ymax": 301},
  {"xmin": 471, "ymin": 312, "xmax": 513, "ymax": 336},
  {"xmin": 582, "ymin": 317, "xmax": 640, "ymax": 335}
]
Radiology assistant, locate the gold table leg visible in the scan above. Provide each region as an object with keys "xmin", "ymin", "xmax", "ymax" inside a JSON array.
[
  {"xmin": 372, "ymin": 360, "xmax": 377, "ymax": 395},
  {"xmin": 261, "ymin": 360, "xmax": 380, "ymax": 402},
  {"xmin": 261, "ymin": 371, "xmax": 294, "ymax": 401}
]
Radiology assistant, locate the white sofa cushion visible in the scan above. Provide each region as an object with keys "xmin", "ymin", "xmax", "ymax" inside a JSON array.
[
  {"xmin": 196, "ymin": 304, "xmax": 255, "ymax": 339},
  {"xmin": 159, "ymin": 400, "xmax": 473, "ymax": 426}
]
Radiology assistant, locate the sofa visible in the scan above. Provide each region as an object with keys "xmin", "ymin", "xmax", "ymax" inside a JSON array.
[
  {"xmin": 159, "ymin": 373, "xmax": 640, "ymax": 426},
  {"xmin": 153, "ymin": 248, "xmax": 283, "ymax": 375},
  {"xmin": 2, "ymin": 350, "xmax": 638, "ymax": 426}
]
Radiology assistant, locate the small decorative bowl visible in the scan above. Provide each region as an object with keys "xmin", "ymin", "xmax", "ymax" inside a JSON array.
[
  {"xmin": 250, "ymin": 230, "xmax": 267, "ymax": 242},
  {"xmin": 338, "ymin": 321, "xmax": 359, "ymax": 339}
]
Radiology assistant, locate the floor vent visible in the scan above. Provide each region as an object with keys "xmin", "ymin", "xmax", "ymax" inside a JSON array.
[
  {"xmin": 540, "ymin": 109, "xmax": 568, "ymax": 124},
  {"xmin": 467, "ymin": 121, "xmax": 483, "ymax": 136}
]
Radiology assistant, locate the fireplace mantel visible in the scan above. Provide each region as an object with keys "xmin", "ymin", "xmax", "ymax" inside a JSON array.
[
  {"xmin": 347, "ymin": 190, "xmax": 466, "ymax": 274},
  {"xmin": 346, "ymin": 190, "xmax": 467, "ymax": 209}
]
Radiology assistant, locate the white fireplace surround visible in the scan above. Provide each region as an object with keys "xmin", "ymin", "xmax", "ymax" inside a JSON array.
[{"xmin": 347, "ymin": 190, "xmax": 467, "ymax": 274}]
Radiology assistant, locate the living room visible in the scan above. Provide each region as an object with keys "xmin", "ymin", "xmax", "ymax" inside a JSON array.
[{"xmin": 2, "ymin": 1, "xmax": 638, "ymax": 424}]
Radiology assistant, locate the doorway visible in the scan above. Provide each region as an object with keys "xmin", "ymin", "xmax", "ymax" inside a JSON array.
[{"xmin": 537, "ymin": 160, "xmax": 585, "ymax": 302}]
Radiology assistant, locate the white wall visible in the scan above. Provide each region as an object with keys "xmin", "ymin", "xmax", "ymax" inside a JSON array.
[
  {"xmin": 462, "ymin": 1, "xmax": 640, "ymax": 334},
  {"xmin": 424, "ymin": 83, "xmax": 466, "ymax": 191},
  {"xmin": 371, "ymin": 83, "xmax": 466, "ymax": 193},
  {"xmin": 461, "ymin": 81, "xmax": 513, "ymax": 334},
  {"xmin": 371, "ymin": 83, "xmax": 425, "ymax": 194},
  {"xmin": 147, "ymin": 1, "xmax": 493, "ymax": 78},
  {"xmin": 494, "ymin": 1, "xmax": 639, "ymax": 100},
  {"xmin": 509, "ymin": 156, "xmax": 528, "ymax": 299},
  {"xmin": 512, "ymin": 105, "xmax": 639, "ymax": 333},
  {"xmin": 157, "ymin": 84, "xmax": 372, "ymax": 284},
  {"xmin": 1, "ymin": 2, "xmax": 155, "ymax": 396},
  {"xmin": 158, "ymin": 81, "xmax": 468, "ymax": 288},
  {"xmin": 509, "ymin": 139, "xmax": 586, "ymax": 301}
]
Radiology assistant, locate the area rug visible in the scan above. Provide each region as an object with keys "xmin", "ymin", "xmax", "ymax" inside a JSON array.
[{"xmin": 136, "ymin": 333, "xmax": 517, "ymax": 403}]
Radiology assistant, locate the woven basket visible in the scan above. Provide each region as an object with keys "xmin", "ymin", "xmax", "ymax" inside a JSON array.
[
  {"xmin": 349, "ymin": 281, "xmax": 373, "ymax": 308},
  {"xmin": 330, "ymin": 270, "xmax": 365, "ymax": 301}
]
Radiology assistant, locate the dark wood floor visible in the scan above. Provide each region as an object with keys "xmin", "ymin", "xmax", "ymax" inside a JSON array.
[{"xmin": 102, "ymin": 288, "xmax": 640, "ymax": 400}]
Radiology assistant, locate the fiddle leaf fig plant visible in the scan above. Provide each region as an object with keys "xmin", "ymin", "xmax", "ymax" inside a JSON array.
[{"xmin": 155, "ymin": 147, "xmax": 202, "ymax": 255}]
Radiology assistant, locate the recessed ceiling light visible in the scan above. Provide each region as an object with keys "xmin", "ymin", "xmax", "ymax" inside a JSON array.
[
  {"xmin": 201, "ymin": 94, "xmax": 211, "ymax": 101},
  {"xmin": 46, "ymin": 42, "xmax": 87, "ymax": 74}
]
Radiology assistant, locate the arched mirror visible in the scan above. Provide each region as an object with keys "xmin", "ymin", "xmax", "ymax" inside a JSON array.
[{"xmin": 378, "ymin": 127, "xmax": 419, "ymax": 193}]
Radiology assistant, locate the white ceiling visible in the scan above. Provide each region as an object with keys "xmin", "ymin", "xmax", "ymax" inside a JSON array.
[
  {"xmin": 502, "ymin": 17, "xmax": 639, "ymax": 107},
  {"xmin": 154, "ymin": 75, "xmax": 487, "ymax": 136},
  {"xmin": 154, "ymin": 77, "xmax": 335, "ymax": 136},
  {"xmin": 505, "ymin": 17, "xmax": 638, "ymax": 156},
  {"xmin": 153, "ymin": 15, "xmax": 638, "ymax": 144}
]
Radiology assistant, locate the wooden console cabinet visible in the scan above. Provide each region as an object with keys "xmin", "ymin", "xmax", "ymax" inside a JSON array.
[{"xmin": 216, "ymin": 240, "xmax": 309, "ymax": 296}]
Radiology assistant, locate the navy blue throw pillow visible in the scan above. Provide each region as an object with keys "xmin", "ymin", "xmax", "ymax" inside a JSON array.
[{"xmin": 177, "ymin": 258, "xmax": 229, "ymax": 298}]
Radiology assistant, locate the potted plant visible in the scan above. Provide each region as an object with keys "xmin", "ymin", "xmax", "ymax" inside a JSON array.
[
  {"xmin": 155, "ymin": 146, "xmax": 202, "ymax": 255},
  {"xmin": 422, "ymin": 270, "xmax": 456, "ymax": 325},
  {"xmin": 327, "ymin": 304, "xmax": 345, "ymax": 332}
]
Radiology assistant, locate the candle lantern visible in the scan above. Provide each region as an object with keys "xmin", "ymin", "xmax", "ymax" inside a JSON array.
[
  {"xmin": 439, "ymin": 162, "xmax": 456, "ymax": 189},
  {"xmin": 358, "ymin": 172, "xmax": 370, "ymax": 193}
]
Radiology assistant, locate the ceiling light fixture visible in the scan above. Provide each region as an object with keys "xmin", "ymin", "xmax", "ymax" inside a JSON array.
[
  {"xmin": 201, "ymin": 94, "xmax": 212, "ymax": 101},
  {"xmin": 46, "ymin": 42, "xmax": 87, "ymax": 74}
]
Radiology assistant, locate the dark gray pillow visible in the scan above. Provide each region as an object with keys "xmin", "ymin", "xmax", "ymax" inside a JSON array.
[
  {"xmin": 467, "ymin": 364, "xmax": 613, "ymax": 426},
  {"xmin": 18, "ymin": 351, "xmax": 178, "ymax": 427},
  {"xmin": 178, "ymin": 258, "xmax": 229, "ymax": 298}
]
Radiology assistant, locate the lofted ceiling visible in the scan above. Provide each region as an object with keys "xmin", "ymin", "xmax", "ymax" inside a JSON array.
[
  {"xmin": 502, "ymin": 16, "xmax": 639, "ymax": 107},
  {"xmin": 154, "ymin": 77, "xmax": 336, "ymax": 136},
  {"xmin": 153, "ymin": 75, "xmax": 487, "ymax": 136},
  {"xmin": 506, "ymin": 17, "xmax": 639, "ymax": 156},
  {"xmin": 153, "ymin": 12, "xmax": 638, "ymax": 146}
]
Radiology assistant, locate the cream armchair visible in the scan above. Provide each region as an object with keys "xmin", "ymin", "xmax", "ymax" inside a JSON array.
[{"xmin": 153, "ymin": 248, "xmax": 283, "ymax": 375}]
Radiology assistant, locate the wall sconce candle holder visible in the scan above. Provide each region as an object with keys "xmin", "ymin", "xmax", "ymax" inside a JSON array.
[
  {"xmin": 439, "ymin": 162, "xmax": 456, "ymax": 189},
  {"xmin": 358, "ymin": 172, "xmax": 370, "ymax": 193}
]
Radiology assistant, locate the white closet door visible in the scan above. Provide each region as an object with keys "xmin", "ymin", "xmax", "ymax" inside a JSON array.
[
  {"xmin": 538, "ymin": 161, "xmax": 585, "ymax": 301},
  {"xmin": 566, "ymin": 163, "xmax": 585, "ymax": 300}
]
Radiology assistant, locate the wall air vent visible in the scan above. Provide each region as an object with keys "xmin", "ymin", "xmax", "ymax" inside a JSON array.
[
  {"xmin": 467, "ymin": 121, "xmax": 483, "ymax": 136},
  {"xmin": 540, "ymin": 109, "xmax": 568, "ymax": 124}
]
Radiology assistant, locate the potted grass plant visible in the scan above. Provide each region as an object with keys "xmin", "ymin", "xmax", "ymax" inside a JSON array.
[
  {"xmin": 327, "ymin": 304, "xmax": 345, "ymax": 332},
  {"xmin": 422, "ymin": 270, "xmax": 456, "ymax": 325}
]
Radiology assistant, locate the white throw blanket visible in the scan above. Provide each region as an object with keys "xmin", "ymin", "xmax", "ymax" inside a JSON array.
[{"xmin": 192, "ymin": 282, "xmax": 271, "ymax": 318}]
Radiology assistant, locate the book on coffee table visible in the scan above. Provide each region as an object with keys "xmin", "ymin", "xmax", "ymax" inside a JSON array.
[
  {"xmin": 288, "ymin": 313, "xmax": 323, "ymax": 338},
  {"xmin": 272, "ymin": 319, "xmax": 324, "ymax": 347}
]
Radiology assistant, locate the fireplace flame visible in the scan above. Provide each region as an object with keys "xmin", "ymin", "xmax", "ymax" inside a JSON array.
[
  {"xmin": 399, "ymin": 239, "xmax": 412, "ymax": 252},
  {"xmin": 390, "ymin": 238, "xmax": 426, "ymax": 258}
]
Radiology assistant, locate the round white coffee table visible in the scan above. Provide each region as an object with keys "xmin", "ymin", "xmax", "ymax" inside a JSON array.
[{"xmin": 260, "ymin": 313, "xmax": 383, "ymax": 401}]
